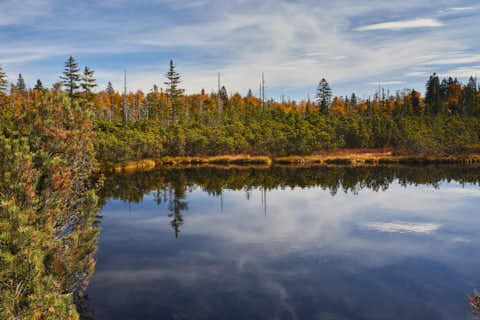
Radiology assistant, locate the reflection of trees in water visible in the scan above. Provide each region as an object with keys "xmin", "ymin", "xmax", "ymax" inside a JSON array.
[
  {"xmin": 98, "ymin": 165, "xmax": 480, "ymax": 238},
  {"xmin": 168, "ymin": 175, "xmax": 188, "ymax": 238}
]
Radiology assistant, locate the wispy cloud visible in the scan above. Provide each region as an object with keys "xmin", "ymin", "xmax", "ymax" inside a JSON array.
[
  {"xmin": 356, "ymin": 18, "xmax": 443, "ymax": 31},
  {"xmin": 368, "ymin": 81, "xmax": 404, "ymax": 86},
  {"xmin": 1, "ymin": 0, "xmax": 479, "ymax": 97},
  {"xmin": 424, "ymin": 54, "xmax": 480, "ymax": 65}
]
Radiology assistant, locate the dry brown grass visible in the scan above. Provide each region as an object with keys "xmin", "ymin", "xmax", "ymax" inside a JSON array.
[{"xmin": 104, "ymin": 151, "xmax": 480, "ymax": 173}]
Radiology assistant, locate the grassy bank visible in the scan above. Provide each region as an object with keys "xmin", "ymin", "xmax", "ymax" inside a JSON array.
[
  {"xmin": 105, "ymin": 155, "xmax": 272, "ymax": 173},
  {"xmin": 102, "ymin": 151, "xmax": 480, "ymax": 173}
]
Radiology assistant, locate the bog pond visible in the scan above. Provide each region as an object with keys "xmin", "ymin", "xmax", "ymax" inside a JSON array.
[{"xmin": 85, "ymin": 166, "xmax": 480, "ymax": 319}]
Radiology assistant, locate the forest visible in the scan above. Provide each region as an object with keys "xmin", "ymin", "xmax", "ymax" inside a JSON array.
[
  {"xmin": 1, "ymin": 56, "xmax": 480, "ymax": 317},
  {"xmin": 3, "ymin": 57, "xmax": 480, "ymax": 167}
]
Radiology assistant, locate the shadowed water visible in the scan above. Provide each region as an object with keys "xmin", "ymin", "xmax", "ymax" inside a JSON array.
[{"xmin": 86, "ymin": 166, "xmax": 480, "ymax": 319}]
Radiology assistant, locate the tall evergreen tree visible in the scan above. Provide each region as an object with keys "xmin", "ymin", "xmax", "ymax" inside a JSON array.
[
  {"xmin": 425, "ymin": 73, "xmax": 443, "ymax": 114},
  {"xmin": 0, "ymin": 66, "xmax": 7, "ymax": 93},
  {"xmin": 80, "ymin": 66, "xmax": 97, "ymax": 100},
  {"xmin": 106, "ymin": 81, "xmax": 114, "ymax": 95},
  {"xmin": 247, "ymin": 89, "xmax": 253, "ymax": 97},
  {"xmin": 350, "ymin": 93, "xmax": 357, "ymax": 106},
  {"xmin": 16, "ymin": 73, "xmax": 26, "ymax": 93},
  {"xmin": 410, "ymin": 89, "xmax": 422, "ymax": 115},
  {"xmin": 462, "ymin": 76, "xmax": 477, "ymax": 115},
  {"xmin": 219, "ymin": 85, "xmax": 228, "ymax": 105},
  {"xmin": 60, "ymin": 56, "xmax": 81, "ymax": 99},
  {"xmin": 164, "ymin": 59, "xmax": 184, "ymax": 123},
  {"xmin": 315, "ymin": 78, "xmax": 332, "ymax": 114},
  {"xmin": 34, "ymin": 79, "xmax": 44, "ymax": 91}
]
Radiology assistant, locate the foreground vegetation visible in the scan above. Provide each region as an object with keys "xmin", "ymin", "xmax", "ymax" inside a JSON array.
[{"xmin": 0, "ymin": 89, "xmax": 99, "ymax": 319}]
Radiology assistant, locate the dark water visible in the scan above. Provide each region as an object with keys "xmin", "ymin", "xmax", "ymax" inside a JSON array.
[{"xmin": 86, "ymin": 166, "xmax": 480, "ymax": 319}]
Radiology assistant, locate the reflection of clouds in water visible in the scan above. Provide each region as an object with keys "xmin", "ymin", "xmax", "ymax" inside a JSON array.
[
  {"xmin": 90, "ymin": 179, "xmax": 480, "ymax": 319},
  {"xmin": 120, "ymin": 182, "xmax": 480, "ymax": 267},
  {"xmin": 100, "ymin": 182, "xmax": 480, "ymax": 278},
  {"xmin": 363, "ymin": 221, "xmax": 441, "ymax": 234}
]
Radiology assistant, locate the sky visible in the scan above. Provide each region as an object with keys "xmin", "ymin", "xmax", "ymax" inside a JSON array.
[{"xmin": 1, "ymin": 0, "xmax": 480, "ymax": 100}]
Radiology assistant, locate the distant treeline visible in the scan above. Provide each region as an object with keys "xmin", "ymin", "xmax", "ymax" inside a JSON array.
[{"xmin": 2, "ymin": 57, "xmax": 480, "ymax": 164}]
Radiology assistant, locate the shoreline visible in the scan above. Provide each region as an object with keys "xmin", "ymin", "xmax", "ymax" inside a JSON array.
[{"xmin": 101, "ymin": 152, "xmax": 480, "ymax": 174}]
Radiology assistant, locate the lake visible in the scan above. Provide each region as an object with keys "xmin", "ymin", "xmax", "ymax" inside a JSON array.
[{"xmin": 85, "ymin": 166, "xmax": 480, "ymax": 319}]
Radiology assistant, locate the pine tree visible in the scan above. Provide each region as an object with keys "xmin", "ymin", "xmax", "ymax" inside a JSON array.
[
  {"xmin": 164, "ymin": 59, "xmax": 184, "ymax": 123},
  {"xmin": 0, "ymin": 66, "xmax": 7, "ymax": 93},
  {"xmin": 34, "ymin": 79, "xmax": 44, "ymax": 91},
  {"xmin": 60, "ymin": 56, "xmax": 81, "ymax": 99},
  {"xmin": 315, "ymin": 78, "xmax": 332, "ymax": 114},
  {"xmin": 247, "ymin": 89, "xmax": 253, "ymax": 97},
  {"xmin": 16, "ymin": 73, "xmax": 26, "ymax": 93},
  {"xmin": 80, "ymin": 66, "xmax": 97, "ymax": 100}
]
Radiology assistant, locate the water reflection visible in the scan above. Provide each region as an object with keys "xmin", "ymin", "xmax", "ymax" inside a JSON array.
[{"xmin": 90, "ymin": 166, "xmax": 480, "ymax": 319}]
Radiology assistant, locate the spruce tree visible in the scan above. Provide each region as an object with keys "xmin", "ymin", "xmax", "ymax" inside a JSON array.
[
  {"xmin": 247, "ymin": 89, "xmax": 253, "ymax": 97},
  {"xmin": 80, "ymin": 66, "xmax": 97, "ymax": 100},
  {"xmin": 34, "ymin": 79, "xmax": 44, "ymax": 91},
  {"xmin": 315, "ymin": 78, "xmax": 332, "ymax": 114},
  {"xmin": 425, "ymin": 73, "xmax": 443, "ymax": 114},
  {"xmin": 60, "ymin": 56, "xmax": 81, "ymax": 99},
  {"xmin": 106, "ymin": 81, "xmax": 114, "ymax": 95},
  {"xmin": 0, "ymin": 66, "xmax": 7, "ymax": 93},
  {"xmin": 410, "ymin": 89, "xmax": 421, "ymax": 115},
  {"xmin": 16, "ymin": 73, "xmax": 26, "ymax": 93},
  {"xmin": 219, "ymin": 85, "xmax": 228, "ymax": 104},
  {"xmin": 164, "ymin": 59, "xmax": 184, "ymax": 123}
]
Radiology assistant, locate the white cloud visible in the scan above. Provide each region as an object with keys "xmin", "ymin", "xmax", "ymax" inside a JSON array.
[
  {"xmin": 356, "ymin": 18, "xmax": 443, "ymax": 31},
  {"xmin": 438, "ymin": 66, "xmax": 480, "ymax": 78},
  {"xmin": 424, "ymin": 54, "xmax": 480, "ymax": 65},
  {"xmin": 368, "ymin": 81, "xmax": 404, "ymax": 86},
  {"xmin": 441, "ymin": 6, "xmax": 476, "ymax": 13},
  {"xmin": 406, "ymin": 71, "xmax": 429, "ymax": 77},
  {"xmin": 0, "ymin": 0, "xmax": 52, "ymax": 26}
]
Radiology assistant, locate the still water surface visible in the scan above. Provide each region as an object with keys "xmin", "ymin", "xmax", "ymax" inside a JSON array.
[{"xmin": 87, "ymin": 166, "xmax": 480, "ymax": 319}]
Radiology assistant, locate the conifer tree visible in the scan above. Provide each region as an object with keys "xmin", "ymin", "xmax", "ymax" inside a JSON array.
[
  {"xmin": 80, "ymin": 66, "xmax": 97, "ymax": 100},
  {"xmin": 34, "ymin": 79, "xmax": 44, "ymax": 91},
  {"xmin": 316, "ymin": 78, "xmax": 332, "ymax": 114},
  {"xmin": 60, "ymin": 56, "xmax": 81, "ymax": 99},
  {"xmin": 0, "ymin": 66, "xmax": 7, "ymax": 93},
  {"xmin": 219, "ymin": 85, "xmax": 228, "ymax": 105},
  {"xmin": 425, "ymin": 73, "xmax": 443, "ymax": 114},
  {"xmin": 106, "ymin": 81, "xmax": 114, "ymax": 95},
  {"xmin": 16, "ymin": 73, "xmax": 26, "ymax": 93},
  {"xmin": 164, "ymin": 59, "xmax": 184, "ymax": 123}
]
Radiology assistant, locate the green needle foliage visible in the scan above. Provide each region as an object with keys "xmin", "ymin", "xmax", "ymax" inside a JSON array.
[{"xmin": 0, "ymin": 89, "xmax": 100, "ymax": 319}]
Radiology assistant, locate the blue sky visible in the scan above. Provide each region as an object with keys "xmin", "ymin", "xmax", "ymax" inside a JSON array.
[{"xmin": 1, "ymin": 0, "xmax": 480, "ymax": 99}]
